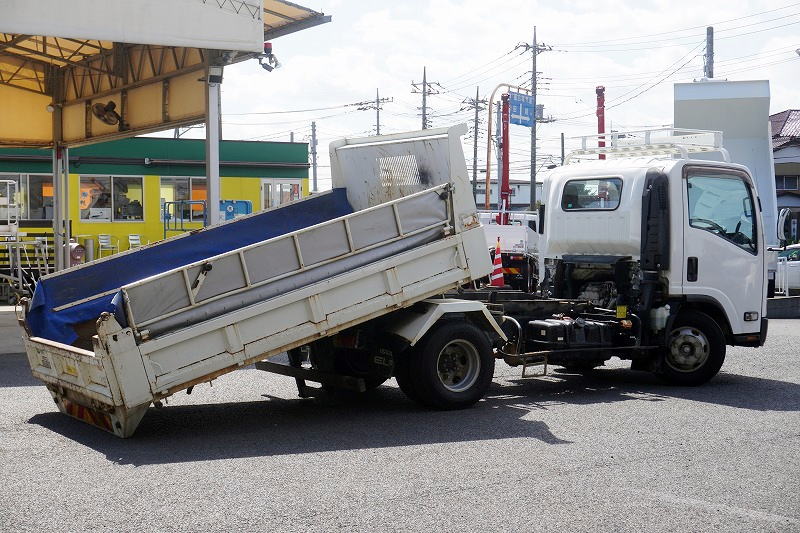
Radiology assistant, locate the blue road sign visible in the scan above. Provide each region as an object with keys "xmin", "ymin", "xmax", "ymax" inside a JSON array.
[{"xmin": 508, "ymin": 92, "xmax": 534, "ymax": 127}]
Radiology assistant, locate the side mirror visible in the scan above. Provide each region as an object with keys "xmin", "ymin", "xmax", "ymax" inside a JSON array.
[{"xmin": 777, "ymin": 208, "xmax": 791, "ymax": 246}]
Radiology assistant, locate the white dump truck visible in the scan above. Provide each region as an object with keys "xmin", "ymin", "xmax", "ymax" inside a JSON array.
[
  {"xmin": 458, "ymin": 128, "xmax": 784, "ymax": 385},
  {"xmin": 18, "ymin": 124, "xmax": 785, "ymax": 438},
  {"xmin": 18, "ymin": 125, "xmax": 507, "ymax": 437}
]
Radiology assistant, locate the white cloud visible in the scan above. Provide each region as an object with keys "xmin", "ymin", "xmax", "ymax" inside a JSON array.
[{"xmin": 173, "ymin": 0, "xmax": 800, "ymax": 188}]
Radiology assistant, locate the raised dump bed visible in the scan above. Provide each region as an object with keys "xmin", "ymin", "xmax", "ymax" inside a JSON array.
[{"xmin": 19, "ymin": 125, "xmax": 499, "ymax": 437}]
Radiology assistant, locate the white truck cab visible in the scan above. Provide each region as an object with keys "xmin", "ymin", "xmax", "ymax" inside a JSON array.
[{"xmin": 522, "ymin": 129, "xmax": 770, "ymax": 383}]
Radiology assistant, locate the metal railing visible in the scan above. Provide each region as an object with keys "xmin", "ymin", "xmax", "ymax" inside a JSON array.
[
  {"xmin": 565, "ymin": 128, "xmax": 730, "ymax": 163},
  {"xmin": 162, "ymin": 200, "xmax": 208, "ymax": 239},
  {"xmin": 775, "ymin": 257, "xmax": 789, "ymax": 296},
  {"xmin": 0, "ymin": 180, "xmax": 20, "ymax": 238}
]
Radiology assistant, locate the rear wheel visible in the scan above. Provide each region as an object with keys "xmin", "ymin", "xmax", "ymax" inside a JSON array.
[
  {"xmin": 657, "ymin": 310, "xmax": 726, "ymax": 386},
  {"xmin": 398, "ymin": 322, "xmax": 495, "ymax": 409}
]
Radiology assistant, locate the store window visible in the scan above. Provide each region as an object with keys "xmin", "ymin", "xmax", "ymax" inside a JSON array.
[
  {"xmin": 160, "ymin": 177, "xmax": 206, "ymax": 221},
  {"xmin": 113, "ymin": 177, "xmax": 144, "ymax": 220},
  {"xmin": 0, "ymin": 174, "xmax": 54, "ymax": 220},
  {"xmin": 0, "ymin": 174, "xmax": 22, "ymax": 218},
  {"xmin": 28, "ymin": 175, "xmax": 54, "ymax": 220},
  {"xmin": 279, "ymin": 183, "xmax": 300, "ymax": 204},
  {"xmin": 261, "ymin": 179, "xmax": 301, "ymax": 210},
  {"xmin": 262, "ymin": 182, "xmax": 272, "ymax": 210},
  {"xmin": 80, "ymin": 176, "xmax": 143, "ymax": 221},
  {"xmin": 776, "ymin": 176, "xmax": 799, "ymax": 191}
]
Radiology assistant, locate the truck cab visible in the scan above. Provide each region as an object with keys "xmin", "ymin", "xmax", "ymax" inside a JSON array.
[{"xmin": 528, "ymin": 129, "xmax": 769, "ymax": 383}]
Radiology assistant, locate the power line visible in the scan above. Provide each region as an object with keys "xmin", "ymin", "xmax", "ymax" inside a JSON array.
[
  {"xmin": 552, "ymin": 2, "xmax": 800, "ymax": 46},
  {"xmin": 550, "ymin": 18, "xmax": 800, "ymax": 53},
  {"xmin": 554, "ymin": 41, "xmax": 705, "ymax": 121}
]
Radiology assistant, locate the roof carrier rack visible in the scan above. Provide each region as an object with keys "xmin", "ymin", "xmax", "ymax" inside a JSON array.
[{"xmin": 565, "ymin": 128, "xmax": 730, "ymax": 164}]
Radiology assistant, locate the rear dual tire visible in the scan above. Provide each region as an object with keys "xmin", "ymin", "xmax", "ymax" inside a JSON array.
[{"xmin": 395, "ymin": 322, "xmax": 495, "ymax": 409}]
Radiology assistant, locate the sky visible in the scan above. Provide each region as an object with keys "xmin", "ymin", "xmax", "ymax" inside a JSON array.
[{"xmin": 164, "ymin": 0, "xmax": 800, "ymax": 190}]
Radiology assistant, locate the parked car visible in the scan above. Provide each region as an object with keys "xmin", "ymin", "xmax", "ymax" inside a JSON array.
[{"xmin": 778, "ymin": 244, "xmax": 800, "ymax": 290}]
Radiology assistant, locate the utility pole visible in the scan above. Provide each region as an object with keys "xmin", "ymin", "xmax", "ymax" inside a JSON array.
[
  {"xmin": 354, "ymin": 91, "xmax": 392, "ymax": 135},
  {"xmin": 596, "ymin": 86, "xmax": 606, "ymax": 160},
  {"xmin": 310, "ymin": 121, "xmax": 318, "ymax": 192},
  {"xmin": 495, "ymin": 101, "xmax": 502, "ymax": 208},
  {"xmin": 704, "ymin": 26, "xmax": 714, "ymax": 78},
  {"xmin": 531, "ymin": 27, "xmax": 537, "ymax": 209},
  {"xmin": 422, "ymin": 67, "xmax": 427, "ymax": 130},
  {"xmin": 462, "ymin": 86, "xmax": 487, "ymax": 200},
  {"xmin": 499, "ymin": 93, "xmax": 511, "ymax": 224},
  {"xmin": 411, "ymin": 67, "xmax": 441, "ymax": 129},
  {"xmin": 560, "ymin": 132, "xmax": 565, "ymax": 165},
  {"xmin": 376, "ymin": 88, "xmax": 381, "ymax": 135},
  {"xmin": 516, "ymin": 27, "xmax": 551, "ymax": 209}
]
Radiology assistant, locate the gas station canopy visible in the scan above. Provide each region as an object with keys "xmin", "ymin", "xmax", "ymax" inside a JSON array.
[{"xmin": 0, "ymin": 0, "xmax": 330, "ymax": 147}]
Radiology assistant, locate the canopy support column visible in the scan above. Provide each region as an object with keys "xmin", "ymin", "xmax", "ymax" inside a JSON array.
[
  {"xmin": 52, "ymin": 100, "xmax": 64, "ymax": 271},
  {"xmin": 205, "ymin": 66, "xmax": 223, "ymax": 226},
  {"xmin": 61, "ymin": 147, "xmax": 70, "ymax": 269},
  {"xmin": 51, "ymin": 145, "xmax": 63, "ymax": 271}
]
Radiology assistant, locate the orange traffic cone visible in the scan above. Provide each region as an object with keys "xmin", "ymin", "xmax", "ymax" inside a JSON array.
[{"xmin": 490, "ymin": 237, "xmax": 504, "ymax": 287}]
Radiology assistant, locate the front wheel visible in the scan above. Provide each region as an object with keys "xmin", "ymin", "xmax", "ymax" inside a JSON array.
[
  {"xmin": 657, "ymin": 310, "xmax": 726, "ymax": 386},
  {"xmin": 397, "ymin": 322, "xmax": 495, "ymax": 409}
]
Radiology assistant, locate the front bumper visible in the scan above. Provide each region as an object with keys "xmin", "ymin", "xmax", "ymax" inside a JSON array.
[{"xmin": 732, "ymin": 317, "xmax": 768, "ymax": 347}]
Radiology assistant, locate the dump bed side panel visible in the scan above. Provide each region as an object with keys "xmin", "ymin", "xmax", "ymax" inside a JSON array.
[
  {"xmin": 26, "ymin": 189, "xmax": 353, "ymax": 345},
  {"xmin": 136, "ymin": 231, "xmax": 478, "ymax": 395},
  {"xmin": 123, "ymin": 186, "xmax": 450, "ymax": 340}
]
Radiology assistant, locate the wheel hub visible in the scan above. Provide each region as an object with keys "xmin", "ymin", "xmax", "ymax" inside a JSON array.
[
  {"xmin": 667, "ymin": 326, "xmax": 710, "ymax": 372},
  {"xmin": 436, "ymin": 340, "xmax": 480, "ymax": 393}
]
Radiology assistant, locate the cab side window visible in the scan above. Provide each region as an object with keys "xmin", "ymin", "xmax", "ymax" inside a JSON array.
[
  {"xmin": 686, "ymin": 171, "xmax": 757, "ymax": 254},
  {"xmin": 561, "ymin": 178, "xmax": 622, "ymax": 210}
]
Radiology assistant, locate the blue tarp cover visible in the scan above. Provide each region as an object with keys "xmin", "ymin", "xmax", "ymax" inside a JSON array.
[{"xmin": 27, "ymin": 189, "xmax": 353, "ymax": 345}]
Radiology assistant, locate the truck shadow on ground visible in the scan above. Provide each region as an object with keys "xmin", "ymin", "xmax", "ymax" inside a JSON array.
[
  {"xmin": 30, "ymin": 382, "xmax": 572, "ymax": 466},
  {"xmin": 494, "ymin": 366, "xmax": 800, "ymax": 413},
  {"xmin": 28, "ymin": 365, "xmax": 800, "ymax": 466}
]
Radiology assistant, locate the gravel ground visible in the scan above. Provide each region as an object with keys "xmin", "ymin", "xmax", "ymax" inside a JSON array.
[{"xmin": 1, "ymin": 312, "xmax": 798, "ymax": 532}]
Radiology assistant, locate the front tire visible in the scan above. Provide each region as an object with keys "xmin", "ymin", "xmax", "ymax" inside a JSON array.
[
  {"xmin": 398, "ymin": 322, "xmax": 495, "ymax": 409},
  {"xmin": 657, "ymin": 310, "xmax": 726, "ymax": 386}
]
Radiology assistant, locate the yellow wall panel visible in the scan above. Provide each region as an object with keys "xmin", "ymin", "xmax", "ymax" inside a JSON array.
[
  {"xmin": 221, "ymin": 176, "xmax": 261, "ymax": 205},
  {"xmin": 61, "ymin": 102, "xmax": 85, "ymax": 142},
  {"xmin": 0, "ymin": 86, "xmax": 52, "ymax": 146},
  {"xmin": 127, "ymin": 83, "xmax": 163, "ymax": 129},
  {"xmin": 169, "ymin": 71, "xmax": 206, "ymax": 120}
]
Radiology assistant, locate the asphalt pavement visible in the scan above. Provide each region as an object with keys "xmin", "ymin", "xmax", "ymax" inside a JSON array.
[{"xmin": 1, "ymin": 308, "xmax": 798, "ymax": 532}]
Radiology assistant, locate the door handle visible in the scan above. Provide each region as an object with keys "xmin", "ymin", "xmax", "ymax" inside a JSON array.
[{"xmin": 687, "ymin": 256, "xmax": 698, "ymax": 282}]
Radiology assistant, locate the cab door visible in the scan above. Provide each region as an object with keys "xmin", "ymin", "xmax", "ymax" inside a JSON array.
[{"xmin": 681, "ymin": 165, "xmax": 763, "ymax": 334}]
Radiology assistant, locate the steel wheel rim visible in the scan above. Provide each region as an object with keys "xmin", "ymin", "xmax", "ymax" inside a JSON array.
[
  {"xmin": 666, "ymin": 326, "xmax": 711, "ymax": 373},
  {"xmin": 436, "ymin": 339, "xmax": 480, "ymax": 393}
]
